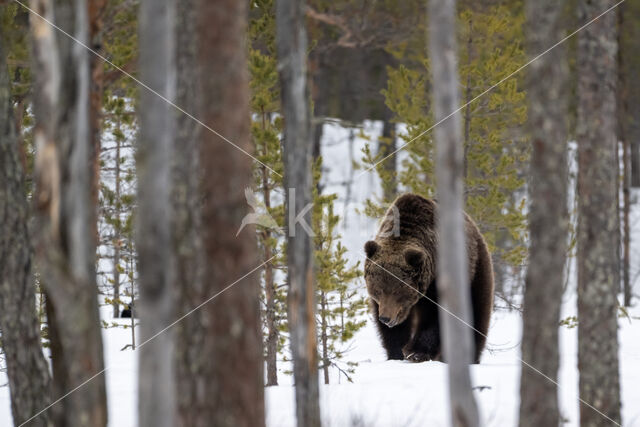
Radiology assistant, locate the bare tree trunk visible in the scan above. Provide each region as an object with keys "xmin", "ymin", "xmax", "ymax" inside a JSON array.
[
  {"xmin": 618, "ymin": 4, "xmax": 632, "ymax": 307},
  {"xmin": 0, "ymin": 27, "xmax": 52, "ymax": 427},
  {"xmin": 276, "ymin": 1, "xmax": 321, "ymax": 426},
  {"xmin": 622, "ymin": 136, "xmax": 631, "ymax": 307},
  {"xmin": 173, "ymin": 0, "xmax": 265, "ymax": 425},
  {"xmin": 88, "ymin": 0, "xmax": 107, "ymax": 240},
  {"xmin": 137, "ymin": 1, "xmax": 176, "ymax": 426},
  {"xmin": 378, "ymin": 115, "xmax": 397, "ymax": 201},
  {"xmin": 518, "ymin": 1, "xmax": 569, "ymax": 426},
  {"xmin": 172, "ymin": 0, "xmax": 207, "ymax": 423},
  {"xmin": 576, "ymin": 0, "xmax": 622, "ymax": 425},
  {"xmin": 463, "ymin": 18, "xmax": 472, "ymax": 186},
  {"xmin": 30, "ymin": 0, "xmax": 108, "ymax": 425},
  {"xmin": 112, "ymin": 126, "xmax": 122, "ymax": 318},
  {"xmin": 428, "ymin": 1, "xmax": 479, "ymax": 426}
]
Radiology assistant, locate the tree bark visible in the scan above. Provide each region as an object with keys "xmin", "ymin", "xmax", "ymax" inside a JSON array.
[
  {"xmin": 576, "ymin": 1, "xmax": 622, "ymax": 425},
  {"xmin": 617, "ymin": 0, "xmax": 640, "ymax": 188},
  {"xmin": 173, "ymin": 0, "xmax": 265, "ymax": 425},
  {"xmin": 30, "ymin": 0, "xmax": 108, "ymax": 425},
  {"xmin": 112, "ymin": 125, "xmax": 122, "ymax": 318},
  {"xmin": 276, "ymin": 1, "xmax": 322, "ymax": 426},
  {"xmin": 428, "ymin": 1, "xmax": 480, "ymax": 426},
  {"xmin": 0, "ymin": 25, "xmax": 52, "ymax": 427},
  {"xmin": 172, "ymin": 0, "xmax": 207, "ymax": 423},
  {"xmin": 137, "ymin": 1, "xmax": 176, "ymax": 426},
  {"xmin": 88, "ymin": 0, "xmax": 107, "ymax": 240},
  {"xmin": 617, "ymin": 2, "xmax": 633, "ymax": 306},
  {"xmin": 518, "ymin": 1, "xmax": 569, "ymax": 426}
]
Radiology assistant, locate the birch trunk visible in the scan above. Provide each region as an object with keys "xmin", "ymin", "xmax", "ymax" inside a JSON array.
[
  {"xmin": 576, "ymin": 0, "xmax": 622, "ymax": 425},
  {"xmin": 0, "ymin": 26, "xmax": 52, "ymax": 427},
  {"xmin": 428, "ymin": 0, "xmax": 480, "ymax": 426},
  {"xmin": 30, "ymin": 0, "xmax": 107, "ymax": 425},
  {"xmin": 276, "ymin": 0, "xmax": 321, "ymax": 425},
  {"xmin": 518, "ymin": 1, "xmax": 569, "ymax": 426},
  {"xmin": 137, "ymin": 0, "xmax": 176, "ymax": 426}
]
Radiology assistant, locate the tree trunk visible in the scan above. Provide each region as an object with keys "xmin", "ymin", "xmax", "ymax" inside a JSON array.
[
  {"xmin": 173, "ymin": 0, "xmax": 265, "ymax": 425},
  {"xmin": 276, "ymin": 1, "xmax": 322, "ymax": 426},
  {"xmin": 30, "ymin": 0, "xmax": 108, "ymax": 425},
  {"xmin": 463, "ymin": 18, "xmax": 472, "ymax": 186},
  {"xmin": 137, "ymin": 1, "xmax": 176, "ymax": 426},
  {"xmin": 263, "ymin": 158, "xmax": 279, "ymax": 387},
  {"xmin": 618, "ymin": 0, "xmax": 640, "ymax": 188},
  {"xmin": 428, "ymin": 1, "xmax": 479, "ymax": 426},
  {"xmin": 0, "ymin": 26, "xmax": 52, "ymax": 427},
  {"xmin": 518, "ymin": 0, "xmax": 569, "ymax": 426},
  {"xmin": 112, "ymin": 125, "xmax": 122, "ymax": 318},
  {"xmin": 88, "ymin": 0, "xmax": 107, "ymax": 240},
  {"xmin": 618, "ymin": 1, "xmax": 633, "ymax": 306},
  {"xmin": 576, "ymin": 1, "xmax": 622, "ymax": 425},
  {"xmin": 321, "ymin": 291, "xmax": 329, "ymax": 385},
  {"xmin": 378, "ymin": 115, "xmax": 397, "ymax": 201},
  {"xmin": 622, "ymin": 136, "xmax": 631, "ymax": 307},
  {"xmin": 172, "ymin": 0, "xmax": 206, "ymax": 422}
]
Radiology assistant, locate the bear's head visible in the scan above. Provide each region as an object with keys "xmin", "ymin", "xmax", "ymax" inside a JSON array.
[{"xmin": 363, "ymin": 239, "xmax": 430, "ymax": 327}]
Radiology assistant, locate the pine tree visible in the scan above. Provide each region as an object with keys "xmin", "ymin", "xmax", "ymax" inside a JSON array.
[
  {"xmin": 95, "ymin": 0, "xmax": 139, "ymax": 328},
  {"xmin": 313, "ymin": 166, "xmax": 367, "ymax": 384},
  {"xmin": 98, "ymin": 95, "xmax": 138, "ymax": 323},
  {"xmin": 249, "ymin": 0, "xmax": 287, "ymax": 386}
]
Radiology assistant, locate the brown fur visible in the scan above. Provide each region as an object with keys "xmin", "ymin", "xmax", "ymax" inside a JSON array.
[{"xmin": 364, "ymin": 193, "xmax": 494, "ymax": 363}]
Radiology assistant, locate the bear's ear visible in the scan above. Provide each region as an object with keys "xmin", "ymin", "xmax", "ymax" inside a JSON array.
[
  {"xmin": 404, "ymin": 248, "xmax": 426, "ymax": 269},
  {"xmin": 364, "ymin": 240, "xmax": 380, "ymax": 258}
]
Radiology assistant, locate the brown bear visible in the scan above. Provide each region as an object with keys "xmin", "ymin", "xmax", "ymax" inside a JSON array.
[{"xmin": 363, "ymin": 193, "xmax": 494, "ymax": 363}]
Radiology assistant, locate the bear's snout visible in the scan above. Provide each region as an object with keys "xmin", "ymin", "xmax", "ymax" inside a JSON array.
[{"xmin": 379, "ymin": 316, "xmax": 392, "ymax": 326}]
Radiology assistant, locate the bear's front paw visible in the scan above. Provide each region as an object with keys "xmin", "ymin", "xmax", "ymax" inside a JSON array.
[{"xmin": 403, "ymin": 351, "xmax": 432, "ymax": 363}]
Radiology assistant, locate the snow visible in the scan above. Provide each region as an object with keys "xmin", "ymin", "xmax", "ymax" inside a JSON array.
[{"xmin": 2, "ymin": 121, "xmax": 640, "ymax": 426}]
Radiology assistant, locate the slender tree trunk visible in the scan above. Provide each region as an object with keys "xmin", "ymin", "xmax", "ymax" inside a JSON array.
[
  {"xmin": 378, "ymin": 115, "xmax": 397, "ymax": 201},
  {"xmin": 30, "ymin": 0, "xmax": 108, "ymax": 425},
  {"xmin": 428, "ymin": 1, "xmax": 479, "ymax": 426},
  {"xmin": 137, "ymin": 1, "xmax": 176, "ymax": 426},
  {"xmin": 321, "ymin": 291, "xmax": 330, "ymax": 385},
  {"xmin": 576, "ymin": 1, "xmax": 622, "ymax": 425},
  {"xmin": 622, "ymin": 137, "xmax": 631, "ymax": 307},
  {"xmin": 263, "ymin": 158, "xmax": 279, "ymax": 386},
  {"xmin": 0, "ymin": 27, "xmax": 52, "ymax": 427},
  {"xmin": 518, "ymin": 1, "xmax": 569, "ymax": 426},
  {"xmin": 174, "ymin": 0, "xmax": 265, "ymax": 425},
  {"xmin": 276, "ymin": 1, "xmax": 321, "ymax": 426},
  {"xmin": 129, "ymin": 246, "xmax": 136, "ymax": 350},
  {"xmin": 618, "ymin": 3, "xmax": 632, "ymax": 307},
  {"xmin": 112, "ymin": 120, "xmax": 122, "ymax": 318},
  {"xmin": 463, "ymin": 18, "xmax": 472, "ymax": 186},
  {"xmin": 264, "ymin": 227, "xmax": 279, "ymax": 386}
]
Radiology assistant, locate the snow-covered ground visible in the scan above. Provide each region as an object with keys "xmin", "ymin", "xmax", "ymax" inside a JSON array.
[{"xmin": 1, "ymin": 121, "xmax": 639, "ymax": 426}]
